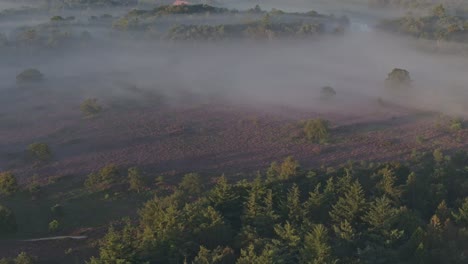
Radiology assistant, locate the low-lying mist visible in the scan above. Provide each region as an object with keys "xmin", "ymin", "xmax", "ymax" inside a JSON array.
[{"xmin": 1, "ymin": 1, "xmax": 467, "ymax": 120}]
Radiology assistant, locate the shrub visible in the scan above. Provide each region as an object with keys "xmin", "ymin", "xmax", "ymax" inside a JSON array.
[
  {"xmin": 16, "ymin": 69, "xmax": 44, "ymax": 84},
  {"xmin": 48, "ymin": 220, "xmax": 60, "ymax": 233},
  {"xmin": 128, "ymin": 167, "xmax": 145, "ymax": 193},
  {"xmin": 433, "ymin": 149, "xmax": 444, "ymax": 164},
  {"xmin": 27, "ymin": 143, "xmax": 52, "ymax": 162},
  {"xmin": 50, "ymin": 16, "xmax": 64, "ymax": 22},
  {"xmin": 385, "ymin": 68, "xmax": 412, "ymax": 90},
  {"xmin": 178, "ymin": 173, "xmax": 204, "ymax": 196},
  {"xmin": 14, "ymin": 252, "xmax": 36, "ymax": 264},
  {"xmin": 320, "ymin": 86, "xmax": 336, "ymax": 100},
  {"xmin": 0, "ymin": 204, "xmax": 17, "ymax": 236},
  {"xmin": 302, "ymin": 119, "xmax": 330, "ymax": 143},
  {"xmin": 0, "ymin": 172, "xmax": 18, "ymax": 196},
  {"xmin": 80, "ymin": 98, "xmax": 102, "ymax": 117},
  {"xmin": 449, "ymin": 118, "xmax": 464, "ymax": 131},
  {"xmin": 85, "ymin": 164, "xmax": 120, "ymax": 191}
]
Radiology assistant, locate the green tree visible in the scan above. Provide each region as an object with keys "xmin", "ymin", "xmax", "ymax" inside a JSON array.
[
  {"xmin": 320, "ymin": 86, "xmax": 336, "ymax": 100},
  {"xmin": 14, "ymin": 252, "xmax": 36, "ymax": 264},
  {"xmin": 281, "ymin": 184, "xmax": 303, "ymax": 224},
  {"xmin": 80, "ymin": 98, "xmax": 102, "ymax": 118},
  {"xmin": 27, "ymin": 142, "xmax": 52, "ymax": 162},
  {"xmin": 48, "ymin": 220, "xmax": 60, "ymax": 233},
  {"xmin": 385, "ymin": 68, "xmax": 412, "ymax": 90},
  {"xmin": 329, "ymin": 181, "xmax": 366, "ymax": 224},
  {"xmin": 192, "ymin": 246, "xmax": 235, "ymax": 264},
  {"xmin": 0, "ymin": 204, "xmax": 17, "ymax": 236},
  {"xmin": 0, "ymin": 172, "xmax": 18, "ymax": 196},
  {"xmin": 362, "ymin": 196, "xmax": 398, "ymax": 231},
  {"xmin": 452, "ymin": 198, "xmax": 468, "ymax": 227},
  {"xmin": 271, "ymin": 222, "xmax": 301, "ymax": 263},
  {"xmin": 16, "ymin": 69, "xmax": 43, "ymax": 84},
  {"xmin": 88, "ymin": 222, "xmax": 139, "ymax": 264},
  {"xmin": 301, "ymin": 224, "xmax": 336, "ymax": 264},
  {"xmin": 178, "ymin": 173, "xmax": 204, "ymax": 197},
  {"xmin": 303, "ymin": 119, "xmax": 330, "ymax": 143},
  {"xmin": 236, "ymin": 244, "xmax": 274, "ymax": 264},
  {"xmin": 128, "ymin": 167, "xmax": 145, "ymax": 193}
]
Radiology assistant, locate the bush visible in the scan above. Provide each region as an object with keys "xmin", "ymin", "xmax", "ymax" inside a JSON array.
[
  {"xmin": 14, "ymin": 252, "xmax": 36, "ymax": 264},
  {"xmin": 0, "ymin": 172, "xmax": 18, "ymax": 196},
  {"xmin": 128, "ymin": 167, "xmax": 145, "ymax": 193},
  {"xmin": 80, "ymin": 98, "xmax": 102, "ymax": 117},
  {"xmin": 302, "ymin": 119, "xmax": 330, "ymax": 143},
  {"xmin": 385, "ymin": 68, "xmax": 412, "ymax": 90},
  {"xmin": 450, "ymin": 118, "xmax": 464, "ymax": 131},
  {"xmin": 85, "ymin": 164, "xmax": 120, "ymax": 191},
  {"xmin": 320, "ymin": 86, "xmax": 336, "ymax": 100},
  {"xmin": 48, "ymin": 220, "xmax": 60, "ymax": 233},
  {"xmin": 16, "ymin": 69, "xmax": 44, "ymax": 84},
  {"xmin": 0, "ymin": 204, "xmax": 17, "ymax": 236},
  {"xmin": 27, "ymin": 143, "xmax": 52, "ymax": 162}
]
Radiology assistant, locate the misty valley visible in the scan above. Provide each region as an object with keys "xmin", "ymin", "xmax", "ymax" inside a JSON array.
[{"xmin": 0, "ymin": 0, "xmax": 468, "ymax": 263}]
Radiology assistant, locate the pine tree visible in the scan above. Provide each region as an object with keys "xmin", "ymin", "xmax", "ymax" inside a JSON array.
[
  {"xmin": 88, "ymin": 222, "xmax": 139, "ymax": 264},
  {"xmin": 452, "ymin": 198, "xmax": 468, "ymax": 227},
  {"xmin": 282, "ymin": 184, "xmax": 303, "ymax": 224},
  {"xmin": 362, "ymin": 196, "xmax": 398, "ymax": 231},
  {"xmin": 329, "ymin": 181, "xmax": 366, "ymax": 225},
  {"xmin": 301, "ymin": 224, "xmax": 336, "ymax": 264},
  {"xmin": 271, "ymin": 222, "xmax": 301, "ymax": 263},
  {"xmin": 236, "ymin": 244, "xmax": 274, "ymax": 264}
]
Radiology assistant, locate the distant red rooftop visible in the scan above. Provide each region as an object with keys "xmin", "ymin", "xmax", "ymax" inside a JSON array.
[{"xmin": 173, "ymin": 0, "xmax": 191, "ymax": 5}]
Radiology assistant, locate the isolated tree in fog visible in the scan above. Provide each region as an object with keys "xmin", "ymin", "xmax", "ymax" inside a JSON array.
[
  {"xmin": 16, "ymin": 69, "xmax": 44, "ymax": 84},
  {"xmin": 320, "ymin": 86, "xmax": 336, "ymax": 100},
  {"xmin": 0, "ymin": 172, "xmax": 18, "ymax": 196},
  {"xmin": 80, "ymin": 98, "xmax": 102, "ymax": 117},
  {"xmin": 385, "ymin": 68, "xmax": 412, "ymax": 90},
  {"xmin": 0, "ymin": 204, "xmax": 17, "ymax": 235}
]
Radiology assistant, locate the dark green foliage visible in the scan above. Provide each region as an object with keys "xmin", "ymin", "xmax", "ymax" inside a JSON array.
[
  {"xmin": 385, "ymin": 68, "xmax": 412, "ymax": 90},
  {"xmin": 0, "ymin": 172, "xmax": 18, "ymax": 196},
  {"xmin": 302, "ymin": 119, "xmax": 330, "ymax": 143},
  {"xmin": 27, "ymin": 142, "xmax": 52, "ymax": 162},
  {"xmin": 0, "ymin": 204, "xmax": 17, "ymax": 236},
  {"xmin": 84, "ymin": 164, "xmax": 120, "ymax": 191},
  {"xmin": 88, "ymin": 154, "xmax": 468, "ymax": 263},
  {"xmin": 48, "ymin": 219, "xmax": 60, "ymax": 233},
  {"xmin": 380, "ymin": 6, "xmax": 468, "ymax": 42},
  {"xmin": 87, "ymin": 222, "xmax": 139, "ymax": 264},
  {"xmin": 192, "ymin": 246, "xmax": 235, "ymax": 264},
  {"xmin": 127, "ymin": 167, "xmax": 145, "ymax": 193},
  {"xmin": 0, "ymin": 252, "xmax": 37, "ymax": 264},
  {"xmin": 80, "ymin": 98, "xmax": 102, "ymax": 117},
  {"xmin": 320, "ymin": 86, "xmax": 337, "ymax": 100},
  {"xmin": 16, "ymin": 69, "xmax": 43, "ymax": 84},
  {"xmin": 267, "ymin": 156, "xmax": 300, "ymax": 181}
]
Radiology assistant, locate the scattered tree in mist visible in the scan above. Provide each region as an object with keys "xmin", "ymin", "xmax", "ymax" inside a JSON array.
[
  {"xmin": 302, "ymin": 119, "xmax": 330, "ymax": 143},
  {"xmin": 80, "ymin": 98, "xmax": 102, "ymax": 118},
  {"xmin": 0, "ymin": 172, "xmax": 18, "ymax": 196},
  {"xmin": 0, "ymin": 204, "xmax": 17, "ymax": 236},
  {"xmin": 320, "ymin": 86, "xmax": 337, "ymax": 100},
  {"xmin": 16, "ymin": 69, "xmax": 43, "ymax": 84},
  {"xmin": 27, "ymin": 142, "xmax": 52, "ymax": 162},
  {"xmin": 385, "ymin": 68, "xmax": 412, "ymax": 90}
]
